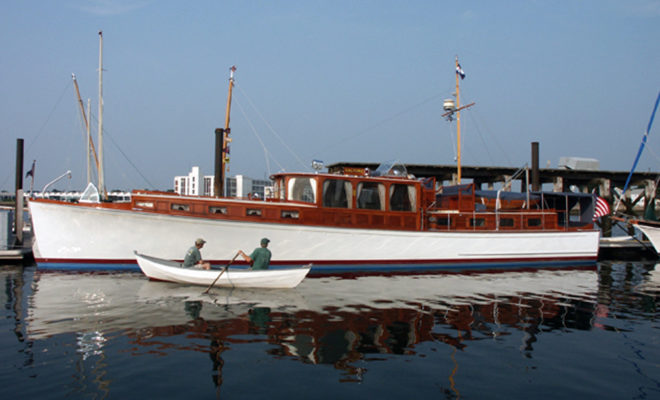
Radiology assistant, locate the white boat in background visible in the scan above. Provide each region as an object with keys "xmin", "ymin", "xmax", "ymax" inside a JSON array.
[
  {"xmin": 135, "ymin": 251, "xmax": 311, "ymax": 289},
  {"xmin": 632, "ymin": 221, "xmax": 660, "ymax": 254}
]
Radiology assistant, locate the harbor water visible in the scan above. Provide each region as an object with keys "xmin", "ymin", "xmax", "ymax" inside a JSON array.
[{"xmin": 1, "ymin": 261, "xmax": 659, "ymax": 399}]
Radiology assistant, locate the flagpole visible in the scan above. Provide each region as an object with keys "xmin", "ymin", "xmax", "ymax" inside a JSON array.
[{"xmin": 455, "ymin": 56, "xmax": 462, "ymax": 184}]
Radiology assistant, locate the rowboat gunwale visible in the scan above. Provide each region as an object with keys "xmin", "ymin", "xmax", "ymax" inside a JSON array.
[{"xmin": 134, "ymin": 251, "xmax": 311, "ymax": 289}]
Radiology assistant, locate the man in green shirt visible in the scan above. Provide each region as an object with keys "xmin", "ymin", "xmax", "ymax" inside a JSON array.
[
  {"xmin": 183, "ymin": 238, "xmax": 211, "ymax": 269},
  {"xmin": 238, "ymin": 238, "xmax": 272, "ymax": 270}
]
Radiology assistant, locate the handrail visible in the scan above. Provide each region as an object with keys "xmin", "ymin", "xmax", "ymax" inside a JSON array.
[
  {"xmin": 41, "ymin": 170, "xmax": 72, "ymax": 194},
  {"xmin": 496, "ymin": 164, "xmax": 529, "ymax": 230}
]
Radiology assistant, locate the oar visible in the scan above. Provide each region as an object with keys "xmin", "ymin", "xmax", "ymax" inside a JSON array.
[{"xmin": 203, "ymin": 252, "xmax": 240, "ymax": 294}]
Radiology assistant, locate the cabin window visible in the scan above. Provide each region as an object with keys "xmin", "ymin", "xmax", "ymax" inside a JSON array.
[
  {"xmin": 171, "ymin": 203, "xmax": 190, "ymax": 211},
  {"xmin": 209, "ymin": 206, "xmax": 227, "ymax": 215},
  {"xmin": 436, "ymin": 216, "xmax": 451, "ymax": 227},
  {"xmin": 135, "ymin": 201, "xmax": 154, "ymax": 209},
  {"xmin": 287, "ymin": 177, "xmax": 316, "ymax": 203},
  {"xmin": 389, "ymin": 184, "xmax": 416, "ymax": 212},
  {"xmin": 281, "ymin": 210, "xmax": 300, "ymax": 219},
  {"xmin": 322, "ymin": 179, "xmax": 352, "ymax": 209},
  {"xmin": 357, "ymin": 182, "xmax": 385, "ymax": 210},
  {"xmin": 527, "ymin": 218, "xmax": 542, "ymax": 227},
  {"xmin": 499, "ymin": 218, "xmax": 514, "ymax": 227},
  {"xmin": 246, "ymin": 208, "xmax": 262, "ymax": 217},
  {"xmin": 470, "ymin": 218, "xmax": 485, "ymax": 227}
]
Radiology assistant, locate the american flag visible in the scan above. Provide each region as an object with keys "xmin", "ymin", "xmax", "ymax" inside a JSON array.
[{"xmin": 593, "ymin": 196, "xmax": 610, "ymax": 221}]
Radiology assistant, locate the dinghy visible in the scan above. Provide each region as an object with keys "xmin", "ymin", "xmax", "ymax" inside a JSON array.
[{"xmin": 134, "ymin": 251, "xmax": 311, "ymax": 289}]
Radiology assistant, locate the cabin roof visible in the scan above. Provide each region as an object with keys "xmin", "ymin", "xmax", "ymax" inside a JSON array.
[{"xmin": 269, "ymin": 171, "xmax": 419, "ymax": 184}]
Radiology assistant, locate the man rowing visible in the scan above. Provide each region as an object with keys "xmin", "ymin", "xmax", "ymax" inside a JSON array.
[{"xmin": 238, "ymin": 238, "xmax": 271, "ymax": 270}]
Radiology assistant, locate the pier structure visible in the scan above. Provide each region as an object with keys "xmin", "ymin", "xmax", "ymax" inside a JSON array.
[
  {"xmin": 1, "ymin": 139, "xmax": 33, "ymax": 263},
  {"xmin": 327, "ymin": 162, "xmax": 659, "ymax": 207}
]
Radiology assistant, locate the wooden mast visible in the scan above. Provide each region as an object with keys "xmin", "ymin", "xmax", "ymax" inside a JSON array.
[
  {"xmin": 441, "ymin": 57, "xmax": 473, "ymax": 184},
  {"xmin": 72, "ymin": 73, "xmax": 100, "ymax": 184},
  {"xmin": 97, "ymin": 30, "xmax": 105, "ymax": 200},
  {"xmin": 216, "ymin": 66, "xmax": 236, "ymax": 197}
]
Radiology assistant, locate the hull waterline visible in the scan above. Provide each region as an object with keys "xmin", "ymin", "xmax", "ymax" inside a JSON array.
[{"xmin": 30, "ymin": 200, "xmax": 600, "ymax": 274}]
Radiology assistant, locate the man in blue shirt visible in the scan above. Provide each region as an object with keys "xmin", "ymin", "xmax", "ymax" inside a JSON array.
[
  {"xmin": 238, "ymin": 238, "xmax": 272, "ymax": 270},
  {"xmin": 183, "ymin": 238, "xmax": 211, "ymax": 269}
]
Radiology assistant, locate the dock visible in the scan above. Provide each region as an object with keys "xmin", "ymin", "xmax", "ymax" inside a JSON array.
[
  {"xmin": 0, "ymin": 246, "xmax": 33, "ymax": 263},
  {"xmin": 0, "ymin": 208, "xmax": 33, "ymax": 264},
  {"xmin": 598, "ymin": 236, "xmax": 657, "ymax": 261}
]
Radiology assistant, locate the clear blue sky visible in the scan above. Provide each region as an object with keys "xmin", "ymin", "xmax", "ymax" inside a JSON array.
[{"xmin": 2, "ymin": 0, "xmax": 659, "ymax": 191}]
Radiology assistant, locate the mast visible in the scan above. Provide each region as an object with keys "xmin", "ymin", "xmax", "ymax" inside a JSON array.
[
  {"xmin": 442, "ymin": 57, "xmax": 473, "ymax": 185},
  {"xmin": 72, "ymin": 73, "xmax": 100, "ymax": 184},
  {"xmin": 86, "ymin": 98, "xmax": 92, "ymax": 185},
  {"xmin": 97, "ymin": 30, "xmax": 105, "ymax": 199},
  {"xmin": 615, "ymin": 90, "xmax": 660, "ymax": 212},
  {"xmin": 216, "ymin": 65, "xmax": 236, "ymax": 197},
  {"xmin": 455, "ymin": 57, "xmax": 462, "ymax": 183}
]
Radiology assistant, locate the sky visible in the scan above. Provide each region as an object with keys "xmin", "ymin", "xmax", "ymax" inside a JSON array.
[{"xmin": 1, "ymin": 0, "xmax": 660, "ymax": 192}]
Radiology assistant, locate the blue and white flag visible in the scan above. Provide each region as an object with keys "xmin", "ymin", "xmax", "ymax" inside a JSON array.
[{"xmin": 456, "ymin": 63, "xmax": 466, "ymax": 80}]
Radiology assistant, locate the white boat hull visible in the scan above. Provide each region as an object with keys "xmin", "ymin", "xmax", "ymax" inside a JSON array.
[
  {"xmin": 135, "ymin": 252, "xmax": 310, "ymax": 288},
  {"xmin": 633, "ymin": 222, "xmax": 660, "ymax": 254},
  {"xmin": 29, "ymin": 200, "xmax": 600, "ymax": 272}
]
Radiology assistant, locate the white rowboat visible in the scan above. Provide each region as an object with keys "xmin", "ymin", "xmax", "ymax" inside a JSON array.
[{"xmin": 134, "ymin": 251, "xmax": 311, "ymax": 289}]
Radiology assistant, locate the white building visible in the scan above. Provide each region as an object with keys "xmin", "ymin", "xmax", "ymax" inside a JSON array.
[
  {"xmin": 174, "ymin": 167, "xmax": 272, "ymax": 198},
  {"xmin": 173, "ymin": 166, "xmax": 202, "ymax": 196}
]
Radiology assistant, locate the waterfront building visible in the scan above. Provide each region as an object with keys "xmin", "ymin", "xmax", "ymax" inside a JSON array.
[{"xmin": 173, "ymin": 167, "xmax": 272, "ymax": 198}]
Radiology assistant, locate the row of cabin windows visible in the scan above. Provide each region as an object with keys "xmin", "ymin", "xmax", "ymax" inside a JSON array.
[
  {"xmin": 435, "ymin": 216, "xmax": 543, "ymax": 228},
  {"xmin": 283, "ymin": 177, "xmax": 417, "ymax": 212},
  {"xmin": 169, "ymin": 203, "xmax": 301, "ymax": 219}
]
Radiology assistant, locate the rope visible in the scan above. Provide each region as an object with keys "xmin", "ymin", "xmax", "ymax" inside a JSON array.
[
  {"xmin": 26, "ymin": 80, "xmax": 74, "ymax": 153},
  {"xmin": 460, "ymin": 86, "xmax": 513, "ymax": 167},
  {"xmin": 234, "ymin": 97, "xmax": 284, "ymax": 175},
  {"xmin": 234, "ymin": 83, "xmax": 308, "ymax": 171},
  {"xmin": 311, "ymin": 93, "xmax": 445, "ymax": 159},
  {"xmin": 466, "ymin": 109, "xmax": 509, "ymax": 167},
  {"xmin": 446, "ymin": 119, "xmax": 458, "ymax": 162},
  {"xmin": 86, "ymin": 112, "xmax": 155, "ymax": 188},
  {"xmin": 1, "ymin": 80, "xmax": 73, "ymax": 189}
]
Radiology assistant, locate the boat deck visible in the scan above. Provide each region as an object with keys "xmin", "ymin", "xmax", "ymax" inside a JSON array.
[{"xmin": 598, "ymin": 236, "xmax": 657, "ymax": 260}]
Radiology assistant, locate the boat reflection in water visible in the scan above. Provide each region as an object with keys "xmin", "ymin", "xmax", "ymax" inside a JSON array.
[{"xmin": 23, "ymin": 264, "xmax": 610, "ymax": 382}]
